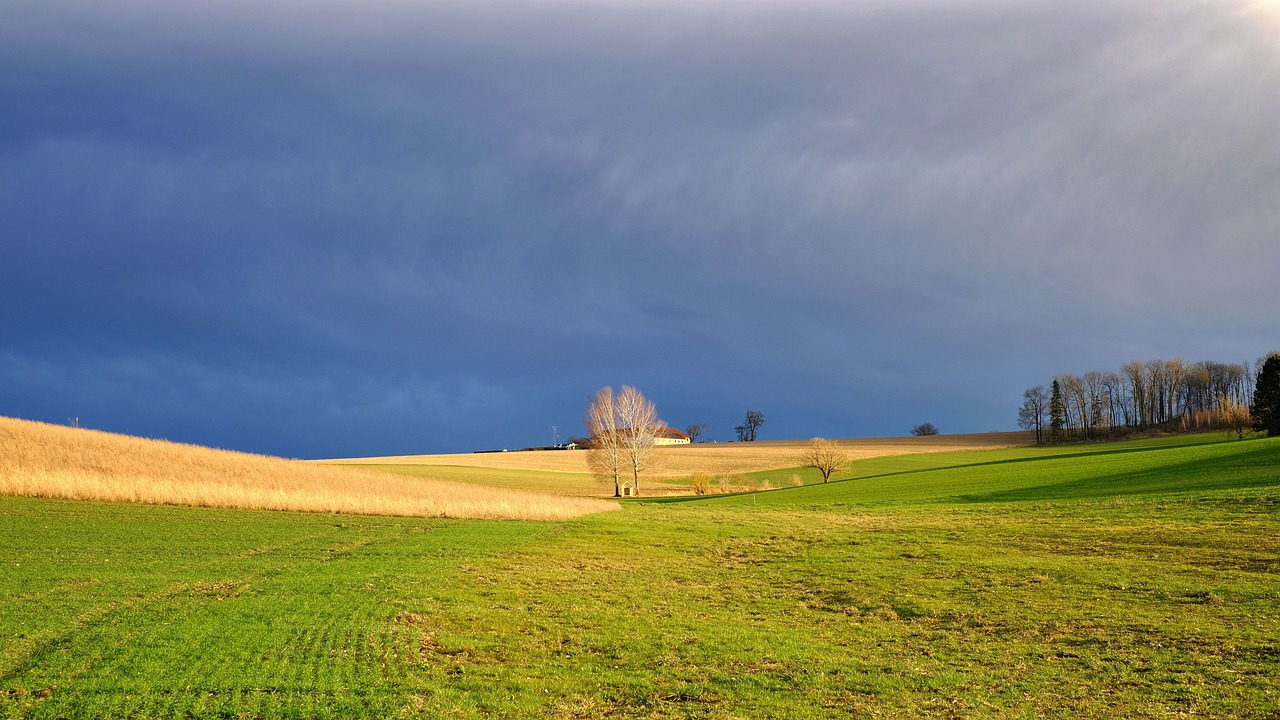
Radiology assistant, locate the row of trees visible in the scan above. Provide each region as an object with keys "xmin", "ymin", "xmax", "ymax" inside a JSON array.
[{"xmin": 1018, "ymin": 355, "xmax": 1279, "ymax": 443}]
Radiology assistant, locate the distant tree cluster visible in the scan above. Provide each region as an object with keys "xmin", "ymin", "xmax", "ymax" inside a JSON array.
[
  {"xmin": 1018, "ymin": 356, "xmax": 1273, "ymax": 443},
  {"xmin": 735, "ymin": 410, "xmax": 765, "ymax": 442}
]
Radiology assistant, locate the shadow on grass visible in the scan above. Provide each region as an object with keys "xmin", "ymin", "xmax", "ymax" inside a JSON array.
[
  {"xmin": 649, "ymin": 436, "xmax": 1277, "ymax": 507},
  {"xmin": 953, "ymin": 442, "xmax": 1280, "ymax": 504}
]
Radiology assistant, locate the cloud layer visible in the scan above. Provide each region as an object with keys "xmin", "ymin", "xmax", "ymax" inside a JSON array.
[{"xmin": 3, "ymin": 0, "xmax": 1278, "ymax": 456}]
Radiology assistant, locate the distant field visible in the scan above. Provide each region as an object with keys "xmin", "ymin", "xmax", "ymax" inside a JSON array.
[
  {"xmin": 4, "ymin": 433, "xmax": 1277, "ymax": 718},
  {"xmin": 347, "ymin": 464, "xmax": 611, "ymax": 497},
  {"xmin": 0, "ymin": 417, "xmax": 615, "ymax": 521},
  {"xmin": 326, "ymin": 431, "xmax": 1034, "ymax": 497}
]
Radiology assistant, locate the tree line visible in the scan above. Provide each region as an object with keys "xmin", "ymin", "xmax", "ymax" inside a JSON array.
[{"xmin": 1018, "ymin": 354, "xmax": 1279, "ymax": 443}]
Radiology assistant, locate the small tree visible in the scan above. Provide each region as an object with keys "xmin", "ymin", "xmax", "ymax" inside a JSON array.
[
  {"xmin": 689, "ymin": 473, "xmax": 713, "ymax": 495},
  {"xmin": 686, "ymin": 422, "xmax": 709, "ymax": 443},
  {"xmin": 1018, "ymin": 385, "xmax": 1049, "ymax": 444},
  {"xmin": 585, "ymin": 387, "xmax": 623, "ymax": 497},
  {"xmin": 1219, "ymin": 395, "xmax": 1252, "ymax": 440},
  {"xmin": 911, "ymin": 422, "xmax": 939, "ymax": 436},
  {"xmin": 615, "ymin": 385, "xmax": 662, "ymax": 497},
  {"xmin": 735, "ymin": 409, "xmax": 765, "ymax": 442},
  {"xmin": 803, "ymin": 437, "xmax": 848, "ymax": 483}
]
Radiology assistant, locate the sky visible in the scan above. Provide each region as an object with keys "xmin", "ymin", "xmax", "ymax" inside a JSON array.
[{"xmin": 3, "ymin": 0, "xmax": 1279, "ymax": 459}]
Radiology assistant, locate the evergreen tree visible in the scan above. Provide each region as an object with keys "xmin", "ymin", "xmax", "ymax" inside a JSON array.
[
  {"xmin": 1049, "ymin": 379, "xmax": 1066, "ymax": 442},
  {"xmin": 1250, "ymin": 354, "xmax": 1280, "ymax": 436}
]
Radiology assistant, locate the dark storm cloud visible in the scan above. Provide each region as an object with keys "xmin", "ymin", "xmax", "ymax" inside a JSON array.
[{"xmin": 3, "ymin": 0, "xmax": 1278, "ymax": 456}]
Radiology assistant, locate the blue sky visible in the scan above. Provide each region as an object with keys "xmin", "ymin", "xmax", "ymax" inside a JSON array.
[{"xmin": 3, "ymin": 0, "xmax": 1279, "ymax": 458}]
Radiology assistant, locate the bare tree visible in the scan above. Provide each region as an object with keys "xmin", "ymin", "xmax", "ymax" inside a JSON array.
[
  {"xmin": 735, "ymin": 409, "xmax": 765, "ymax": 442},
  {"xmin": 585, "ymin": 387, "xmax": 623, "ymax": 497},
  {"xmin": 911, "ymin": 422, "xmax": 939, "ymax": 436},
  {"xmin": 1083, "ymin": 371, "xmax": 1108, "ymax": 437},
  {"xmin": 1017, "ymin": 386, "xmax": 1048, "ymax": 444},
  {"xmin": 615, "ymin": 385, "xmax": 663, "ymax": 497},
  {"xmin": 1122, "ymin": 360, "xmax": 1147, "ymax": 430},
  {"xmin": 685, "ymin": 422, "xmax": 709, "ymax": 443},
  {"xmin": 1058, "ymin": 373, "xmax": 1087, "ymax": 439},
  {"xmin": 1165, "ymin": 358, "xmax": 1189, "ymax": 423},
  {"xmin": 1219, "ymin": 395, "xmax": 1252, "ymax": 440},
  {"xmin": 1146, "ymin": 360, "xmax": 1169, "ymax": 425},
  {"xmin": 803, "ymin": 438, "xmax": 848, "ymax": 483},
  {"xmin": 1101, "ymin": 372, "xmax": 1126, "ymax": 429}
]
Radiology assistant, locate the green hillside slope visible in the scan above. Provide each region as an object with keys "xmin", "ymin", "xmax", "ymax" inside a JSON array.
[{"xmin": 683, "ymin": 434, "xmax": 1280, "ymax": 507}]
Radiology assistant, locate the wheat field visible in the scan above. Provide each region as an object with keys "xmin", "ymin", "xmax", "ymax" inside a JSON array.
[
  {"xmin": 326, "ymin": 432, "xmax": 1034, "ymax": 479},
  {"xmin": 0, "ymin": 417, "xmax": 616, "ymax": 520}
]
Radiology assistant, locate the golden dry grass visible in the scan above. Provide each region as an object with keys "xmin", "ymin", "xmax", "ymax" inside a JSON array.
[
  {"xmin": 328, "ymin": 432, "xmax": 1034, "ymax": 479},
  {"xmin": 0, "ymin": 416, "xmax": 617, "ymax": 520}
]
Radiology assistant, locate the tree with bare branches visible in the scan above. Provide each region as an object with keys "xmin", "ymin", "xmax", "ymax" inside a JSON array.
[
  {"xmin": 685, "ymin": 422, "xmax": 709, "ymax": 443},
  {"xmin": 1219, "ymin": 395, "xmax": 1252, "ymax": 440},
  {"xmin": 615, "ymin": 386, "xmax": 663, "ymax": 496},
  {"xmin": 735, "ymin": 409, "xmax": 765, "ymax": 442},
  {"xmin": 910, "ymin": 422, "xmax": 939, "ymax": 437},
  {"xmin": 803, "ymin": 437, "xmax": 848, "ymax": 483},
  {"xmin": 585, "ymin": 387, "xmax": 624, "ymax": 497},
  {"xmin": 586, "ymin": 385, "xmax": 664, "ymax": 497},
  {"xmin": 1024, "ymin": 356, "xmax": 1259, "ymax": 441},
  {"xmin": 1017, "ymin": 385, "xmax": 1048, "ymax": 444}
]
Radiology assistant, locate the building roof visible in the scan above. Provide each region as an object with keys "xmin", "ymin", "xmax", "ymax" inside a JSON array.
[{"xmin": 654, "ymin": 427, "xmax": 690, "ymax": 440}]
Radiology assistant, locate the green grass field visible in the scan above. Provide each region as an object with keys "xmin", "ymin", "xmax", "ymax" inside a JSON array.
[{"xmin": 3, "ymin": 434, "xmax": 1278, "ymax": 718}]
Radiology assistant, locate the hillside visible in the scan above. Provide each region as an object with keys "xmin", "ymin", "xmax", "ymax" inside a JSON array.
[
  {"xmin": 0, "ymin": 416, "xmax": 615, "ymax": 520},
  {"xmin": 3, "ymin": 433, "xmax": 1277, "ymax": 717},
  {"xmin": 687, "ymin": 433, "xmax": 1280, "ymax": 507}
]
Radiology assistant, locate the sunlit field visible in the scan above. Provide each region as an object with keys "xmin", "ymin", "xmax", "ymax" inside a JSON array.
[
  {"xmin": 3, "ymin": 432, "xmax": 1276, "ymax": 718},
  {"xmin": 0, "ymin": 417, "xmax": 616, "ymax": 521},
  {"xmin": 328, "ymin": 432, "xmax": 1034, "ymax": 497}
]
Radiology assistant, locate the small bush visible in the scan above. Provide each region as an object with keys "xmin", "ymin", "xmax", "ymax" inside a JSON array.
[
  {"xmin": 717, "ymin": 475, "xmax": 748, "ymax": 493},
  {"xmin": 911, "ymin": 423, "xmax": 940, "ymax": 436},
  {"xmin": 689, "ymin": 473, "xmax": 713, "ymax": 495}
]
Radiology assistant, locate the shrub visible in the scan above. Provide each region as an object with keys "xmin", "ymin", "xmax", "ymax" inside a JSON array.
[{"xmin": 911, "ymin": 423, "xmax": 940, "ymax": 436}]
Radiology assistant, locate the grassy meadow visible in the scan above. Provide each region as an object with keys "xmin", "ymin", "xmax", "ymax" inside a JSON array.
[{"xmin": 2, "ymin": 432, "xmax": 1278, "ymax": 718}]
